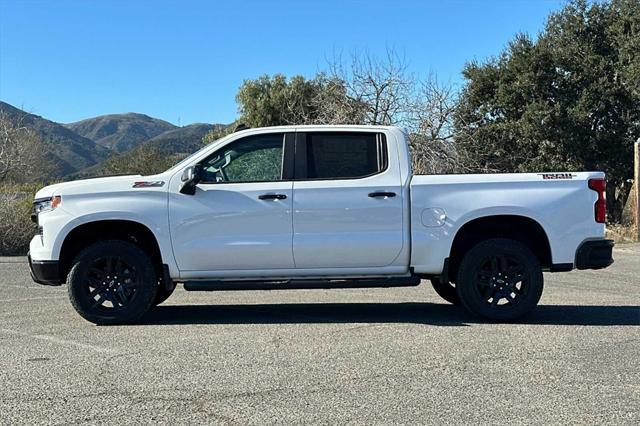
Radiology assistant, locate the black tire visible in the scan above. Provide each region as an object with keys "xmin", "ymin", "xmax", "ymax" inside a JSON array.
[
  {"xmin": 153, "ymin": 280, "xmax": 176, "ymax": 306},
  {"xmin": 67, "ymin": 240, "xmax": 158, "ymax": 325},
  {"xmin": 430, "ymin": 278, "xmax": 460, "ymax": 305},
  {"xmin": 456, "ymin": 238, "xmax": 543, "ymax": 321}
]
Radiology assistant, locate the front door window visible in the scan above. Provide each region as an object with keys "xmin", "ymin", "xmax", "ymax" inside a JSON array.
[{"xmin": 200, "ymin": 134, "xmax": 284, "ymax": 183}]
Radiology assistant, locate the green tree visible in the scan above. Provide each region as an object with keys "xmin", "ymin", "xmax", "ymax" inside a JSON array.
[
  {"xmin": 235, "ymin": 74, "xmax": 321, "ymax": 127},
  {"xmin": 454, "ymin": 0, "xmax": 640, "ymax": 222},
  {"xmin": 234, "ymin": 72, "xmax": 369, "ymax": 128},
  {"xmin": 202, "ymin": 123, "xmax": 236, "ymax": 146}
]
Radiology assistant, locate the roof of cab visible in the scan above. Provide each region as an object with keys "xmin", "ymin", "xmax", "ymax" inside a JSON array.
[{"xmin": 230, "ymin": 124, "xmax": 401, "ymax": 138}]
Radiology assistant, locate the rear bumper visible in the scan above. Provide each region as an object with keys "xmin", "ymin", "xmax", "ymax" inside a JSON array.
[
  {"xmin": 28, "ymin": 252, "xmax": 62, "ymax": 286},
  {"xmin": 575, "ymin": 239, "xmax": 614, "ymax": 270}
]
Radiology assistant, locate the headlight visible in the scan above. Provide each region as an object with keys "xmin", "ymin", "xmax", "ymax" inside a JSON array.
[{"xmin": 32, "ymin": 196, "xmax": 61, "ymax": 218}]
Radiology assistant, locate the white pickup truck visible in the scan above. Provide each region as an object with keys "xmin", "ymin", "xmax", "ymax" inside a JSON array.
[{"xmin": 29, "ymin": 125, "xmax": 614, "ymax": 324}]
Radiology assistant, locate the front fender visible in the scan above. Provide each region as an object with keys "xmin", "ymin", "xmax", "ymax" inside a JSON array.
[{"xmin": 51, "ymin": 210, "xmax": 178, "ymax": 278}]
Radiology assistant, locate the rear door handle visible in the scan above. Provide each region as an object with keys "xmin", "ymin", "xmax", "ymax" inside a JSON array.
[
  {"xmin": 259, "ymin": 193, "xmax": 287, "ymax": 200},
  {"xmin": 368, "ymin": 191, "xmax": 396, "ymax": 198}
]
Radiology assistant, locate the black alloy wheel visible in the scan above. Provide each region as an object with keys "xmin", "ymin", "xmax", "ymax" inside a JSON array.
[
  {"xmin": 67, "ymin": 241, "xmax": 157, "ymax": 325},
  {"xmin": 84, "ymin": 255, "xmax": 140, "ymax": 311},
  {"xmin": 475, "ymin": 253, "xmax": 527, "ymax": 307},
  {"xmin": 456, "ymin": 238, "xmax": 543, "ymax": 321}
]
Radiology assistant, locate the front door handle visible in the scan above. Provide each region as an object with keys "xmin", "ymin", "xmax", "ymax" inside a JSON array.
[
  {"xmin": 259, "ymin": 193, "xmax": 287, "ymax": 200},
  {"xmin": 368, "ymin": 191, "xmax": 396, "ymax": 198}
]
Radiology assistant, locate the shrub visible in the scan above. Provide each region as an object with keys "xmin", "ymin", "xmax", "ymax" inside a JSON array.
[{"xmin": 0, "ymin": 184, "xmax": 40, "ymax": 255}]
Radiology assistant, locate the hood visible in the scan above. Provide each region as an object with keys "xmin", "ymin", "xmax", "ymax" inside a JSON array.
[{"xmin": 34, "ymin": 174, "xmax": 151, "ymax": 199}]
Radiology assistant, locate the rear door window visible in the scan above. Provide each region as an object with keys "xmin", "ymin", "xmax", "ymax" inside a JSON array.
[{"xmin": 297, "ymin": 132, "xmax": 387, "ymax": 180}]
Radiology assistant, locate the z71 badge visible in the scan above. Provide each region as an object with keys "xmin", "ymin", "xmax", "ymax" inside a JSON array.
[
  {"xmin": 132, "ymin": 181, "xmax": 165, "ymax": 188},
  {"xmin": 538, "ymin": 173, "xmax": 576, "ymax": 180}
]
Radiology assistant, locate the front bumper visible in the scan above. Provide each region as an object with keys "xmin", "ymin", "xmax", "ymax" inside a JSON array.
[
  {"xmin": 575, "ymin": 239, "xmax": 614, "ymax": 270},
  {"xmin": 28, "ymin": 252, "xmax": 62, "ymax": 286}
]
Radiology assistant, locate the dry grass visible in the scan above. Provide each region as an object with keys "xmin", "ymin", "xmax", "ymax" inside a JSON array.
[
  {"xmin": 0, "ymin": 183, "xmax": 40, "ymax": 255},
  {"xmin": 606, "ymin": 223, "xmax": 638, "ymax": 244},
  {"xmin": 0, "ymin": 193, "xmax": 34, "ymax": 255}
]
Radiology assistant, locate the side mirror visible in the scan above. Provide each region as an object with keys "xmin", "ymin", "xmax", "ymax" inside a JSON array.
[{"xmin": 179, "ymin": 165, "xmax": 202, "ymax": 195}]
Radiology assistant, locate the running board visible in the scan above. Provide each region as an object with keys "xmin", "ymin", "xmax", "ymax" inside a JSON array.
[{"xmin": 182, "ymin": 276, "xmax": 421, "ymax": 291}]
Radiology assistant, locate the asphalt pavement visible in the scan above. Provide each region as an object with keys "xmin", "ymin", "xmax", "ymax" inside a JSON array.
[{"xmin": 1, "ymin": 244, "xmax": 638, "ymax": 424}]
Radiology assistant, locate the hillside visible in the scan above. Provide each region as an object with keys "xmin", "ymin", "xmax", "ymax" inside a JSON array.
[
  {"xmin": 70, "ymin": 123, "xmax": 228, "ymax": 179},
  {"xmin": 66, "ymin": 113, "xmax": 177, "ymax": 152},
  {"xmin": 0, "ymin": 101, "xmax": 110, "ymax": 177},
  {"xmin": 142, "ymin": 123, "xmax": 219, "ymax": 155},
  {"xmin": 0, "ymin": 100, "xmax": 230, "ymax": 179}
]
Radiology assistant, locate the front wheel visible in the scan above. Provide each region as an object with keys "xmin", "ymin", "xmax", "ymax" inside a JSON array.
[
  {"xmin": 67, "ymin": 240, "xmax": 158, "ymax": 325},
  {"xmin": 456, "ymin": 238, "xmax": 543, "ymax": 321}
]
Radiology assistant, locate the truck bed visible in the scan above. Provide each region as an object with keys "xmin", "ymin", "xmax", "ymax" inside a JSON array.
[{"xmin": 408, "ymin": 172, "xmax": 605, "ymax": 274}]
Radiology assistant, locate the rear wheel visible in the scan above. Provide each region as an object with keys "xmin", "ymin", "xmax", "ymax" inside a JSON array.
[
  {"xmin": 456, "ymin": 238, "xmax": 543, "ymax": 321},
  {"xmin": 67, "ymin": 240, "xmax": 157, "ymax": 325},
  {"xmin": 153, "ymin": 279, "xmax": 176, "ymax": 306},
  {"xmin": 430, "ymin": 278, "xmax": 460, "ymax": 305}
]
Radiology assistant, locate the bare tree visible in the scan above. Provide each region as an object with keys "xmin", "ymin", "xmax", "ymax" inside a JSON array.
[
  {"xmin": 405, "ymin": 75, "xmax": 460, "ymax": 174},
  {"xmin": 0, "ymin": 111, "xmax": 49, "ymax": 182},
  {"xmin": 407, "ymin": 74, "xmax": 457, "ymax": 141},
  {"xmin": 405, "ymin": 74, "xmax": 497, "ymax": 175},
  {"xmin": 326, "ymin": 49, "xmax": 413, "ymax": 126},
  {"xmin": 321, "ymin": 52, "xmax": 483, "ymax": 174}
]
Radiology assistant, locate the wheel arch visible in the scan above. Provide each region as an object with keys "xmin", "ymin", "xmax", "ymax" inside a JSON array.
[
  {"xmin": 447, "ymin": 214, "xmax": 552, "ymax": 282},
  {"xmin": 58, "ymin": 219, "xmax": 165, "ymax": 282}
]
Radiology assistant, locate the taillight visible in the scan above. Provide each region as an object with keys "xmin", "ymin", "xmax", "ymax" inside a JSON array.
[{"xmin": 588, "ymin": 178, "xmax": 606, "ymax": 223}]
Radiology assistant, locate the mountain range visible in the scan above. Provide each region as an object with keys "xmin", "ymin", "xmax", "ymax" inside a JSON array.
[
  {"xmin": 66, "ymin": 113, "xmax": 177, "ymax": 153},
  {"xmin": 0, "ymin": 101, "xmax": 224, "ymax": 178}
]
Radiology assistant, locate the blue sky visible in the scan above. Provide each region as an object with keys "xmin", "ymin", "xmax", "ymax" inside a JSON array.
[{"xmin": 0, "ymin": 0, "xmax": 565, "ymax": 126}]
